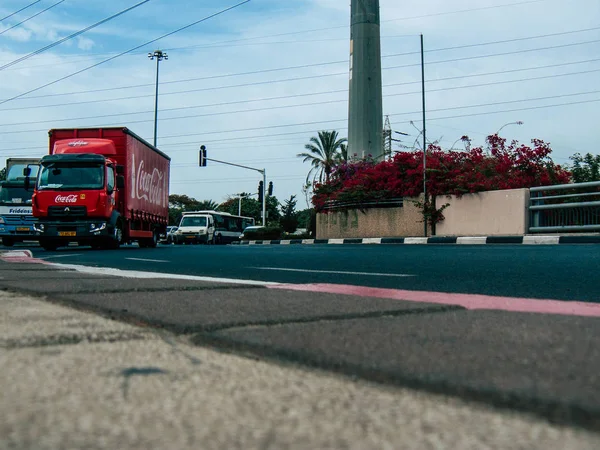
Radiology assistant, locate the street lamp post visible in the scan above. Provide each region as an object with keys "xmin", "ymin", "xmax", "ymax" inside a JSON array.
[
  {"xmin": 496, "ymin": 121, "xmax": 523, "ymax": 135},
  {"xmin": 148, "ymin": 50, "xmax": 168, "ymax": 147}
]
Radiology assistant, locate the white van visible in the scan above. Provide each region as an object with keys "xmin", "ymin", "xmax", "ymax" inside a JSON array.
[{"xmin": 173, "ymin": 213, "xmax": 215, "ymax": 245}]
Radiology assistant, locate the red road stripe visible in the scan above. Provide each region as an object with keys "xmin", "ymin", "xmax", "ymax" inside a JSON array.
[{"xmin": 269, "ymin": 283, "xmax": 600, "ymax": 317}]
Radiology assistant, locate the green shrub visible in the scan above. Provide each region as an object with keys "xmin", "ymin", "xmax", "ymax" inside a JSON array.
[{"xmin": 243, "ymin": 226, "xmax": 282, "ymax": 240}]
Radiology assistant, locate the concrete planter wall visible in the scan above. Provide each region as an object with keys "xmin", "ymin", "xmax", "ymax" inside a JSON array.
[
  {"xmin": 316, "ymin": 195, "xmax": 429, "ymax": 239},
  {"xmin": 316, "ymin": 189, "xmax": 530, "ymax": 239}
]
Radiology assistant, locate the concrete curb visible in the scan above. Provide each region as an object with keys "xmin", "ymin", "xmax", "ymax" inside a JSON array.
[
  {"xmin": 0, "ymin": 250, "xmax": 34, "ymax": 258},
  {"xmin": 234, "ymin": 235, "xmax": 600, "ymax": 246}
]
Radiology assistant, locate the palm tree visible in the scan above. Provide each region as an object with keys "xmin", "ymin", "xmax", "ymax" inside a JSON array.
[
  {"xmin": 335, "ymin": 143, "xmax": 348, "ymax": 164},
  {"xmin": 297, "ymin": 130, "xmax": 347, "ymax": 183}
]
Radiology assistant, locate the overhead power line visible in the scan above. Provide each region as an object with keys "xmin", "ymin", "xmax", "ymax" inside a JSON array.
[
  {"xmin": 1, "ymin": 88, "xmax": 599, "ymax": 141},
  {"xmin": 159, "ymin": 0, "xmax": 550, "ymax": 47},
  {"xmin": 2, "ymin": 35, "xmax": 597, "ymax": 105},
  {"xmin": 0, "ymin": 1, "xmax": 42, "ymax": 22},
  {"xmin": 0, "ymin": 0, "xmax": 251, "ymax": 107},
  {"xmin": 0, "ymin": 0, "xmax": 66, "ymax": 36},
  {"xmin": 1, "ymin": 63, "xmax": 598, "ymax": 122},
  {"xmin": 0, "ymin": 0, "xmax": 152, "ymax": 71},
  {"xmin": 3, "ymin": 19, "xmax": 594, "ymax": 70}
]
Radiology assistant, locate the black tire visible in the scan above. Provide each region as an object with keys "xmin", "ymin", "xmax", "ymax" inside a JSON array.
[
  {"xmin": 215, "ymin": 234, "xmax": 222, "ymax": 245},
  {"xmin": 2, "ymin": 237, "xmax": 15, "ymax": 247},
  {"xmin": 109, "ymin": 220, "xmax": 123, "ymax": 249},
  {"xmin": 139, "ymin": 229, "xmax": 158, "ymax": 248},
  {"xmin": 40, "ymin": 240, "xmax": 58, "ymax": 251},
  {"xmin": 147, "ymin": 229, "xmax": 158, "ymax": 248}
]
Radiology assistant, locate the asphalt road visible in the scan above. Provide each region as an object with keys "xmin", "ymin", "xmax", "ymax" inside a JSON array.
[{"xmin": 26, "ymin": 243, "xmax": 600, "ymax": 302}]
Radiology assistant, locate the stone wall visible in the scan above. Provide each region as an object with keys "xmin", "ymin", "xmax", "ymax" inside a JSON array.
[
  {"xmin": 436, "ymin": 188, "xmax": 530, "ymax": 236},
  {"xmin": 316, "ymin": 189, "xmax": 530, "ymax": 238},
  {"xmin": 316, "ymin": 195, "xmax": 428, "ymax": 239}
]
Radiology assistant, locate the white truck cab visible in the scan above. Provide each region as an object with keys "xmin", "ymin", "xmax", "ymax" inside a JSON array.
[{"xmin": 174, "ymin": 213, "xmax": 215, "ymax": 245}]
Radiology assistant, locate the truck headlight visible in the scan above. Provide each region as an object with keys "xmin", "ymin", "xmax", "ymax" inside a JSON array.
[
  {"xmin": 89, "ymin": 222, "xmax": 106, "ymax": 232},
  {"xmin": 33, "ymin": 223, "xmax": 45, "ymax": 232}
]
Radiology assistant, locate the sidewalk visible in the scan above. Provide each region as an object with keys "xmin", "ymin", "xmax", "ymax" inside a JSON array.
[{"xmin": 1, "ymin": 253, "xmax": 599, "ymax": 449}]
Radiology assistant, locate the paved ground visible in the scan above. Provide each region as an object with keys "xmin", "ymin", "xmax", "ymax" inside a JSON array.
[{"xmin": 1, "ymin": 254, "xmax": 600, "ymax": 448}]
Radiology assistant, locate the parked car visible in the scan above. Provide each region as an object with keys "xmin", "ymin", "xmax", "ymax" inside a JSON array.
[
  {"xmin": 159, "ymin": 226, "xmax": 177, "ymax": 244},
  {"xmin": 239, "ymin": 225, "xmax": 266, "ymax": 240}
]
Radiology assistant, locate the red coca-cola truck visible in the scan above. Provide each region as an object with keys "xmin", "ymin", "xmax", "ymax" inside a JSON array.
[{"xmin": 25, "ymin": 127, "xmax": 170, "ymax": 251}]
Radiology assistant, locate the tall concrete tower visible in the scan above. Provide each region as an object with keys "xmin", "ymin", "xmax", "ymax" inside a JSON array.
[{"xmin": 348, "ymin": 0, "xmax": 383, "ymax": 161}]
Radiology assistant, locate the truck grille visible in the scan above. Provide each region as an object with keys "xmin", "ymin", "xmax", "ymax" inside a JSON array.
[
  {"xmin": 3, "ymin": 215, "xmax": 35, "ymax": 225},
  {"xmin": 48, "ymin": 205, "xmax": 87, "ymax": 218}
]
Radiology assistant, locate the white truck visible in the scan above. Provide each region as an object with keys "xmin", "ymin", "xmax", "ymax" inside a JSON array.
[{"xmin": 173, "ymin": 212, "xmax": 215, "ymax": 245}]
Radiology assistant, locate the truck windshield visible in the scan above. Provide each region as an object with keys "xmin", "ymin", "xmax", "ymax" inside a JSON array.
[
  {"xmin": 180, "ymin": 216, "xmax": 207, "ymax": 227},
  {"xmin": 0, "ymin": 185, "xmax": 33, "ymax": 205},
  {"xmin": 6, "ymin": 164, "xmax": 39, "ymax": 182},
  {"xmin": 37, "ymin": 164, "xmax": 104, "ymax": 190}
]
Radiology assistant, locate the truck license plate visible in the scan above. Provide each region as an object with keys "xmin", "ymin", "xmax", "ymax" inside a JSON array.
[
  {"xmin": 58, "ymin": 231, "xmax": 76, "ymax": 237},
  {"xmin": 17, "ymin": 227, "xmax": 30, "ymax": 231}
]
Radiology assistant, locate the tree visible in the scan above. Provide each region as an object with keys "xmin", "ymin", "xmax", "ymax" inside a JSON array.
[
  {"xmin": 569, "ymin": 153, "xmax": 600, "ymax": 183},
  {"xmin": 219, "ymin": 194, "xmax": 281, "ymax": 226},
  {"xmin": 0, "ymin": 167, "xmax": 6, "ymax": 181},
  {"xmin": 168, "ymin": 194, "xmax": 218, "ymax": 225},
  {"xmin": 296, "ymin": 208, "xmax": 313, "ymax": 230},
  {"xmin": 280, "ymin": 195, "xmax": 298, "ymax": 233},
  {"xmin": 297, "ymin": 130, "xmax": 347, "ymax": 184}
]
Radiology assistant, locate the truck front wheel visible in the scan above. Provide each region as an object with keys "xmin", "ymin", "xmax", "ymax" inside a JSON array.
[
  {"xmin": 109, "ymin": 220, "xmax": 123, "ymax": 249},
  {"xmin": 40, "ymin": 240, "xmax": 58, "ymax": 251}
]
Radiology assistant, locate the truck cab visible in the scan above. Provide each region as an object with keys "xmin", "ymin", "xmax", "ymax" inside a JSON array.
[
  {"xmin": 30, "ymin": 153, "xmax": 124, "ymax": 251},
  {"xmin": 0, "ymin": 159, "xmax": 40, "ymax": 247},
  {"xmin": 173, "ymin": 213, "xmax": 215, "ymax": 245}
]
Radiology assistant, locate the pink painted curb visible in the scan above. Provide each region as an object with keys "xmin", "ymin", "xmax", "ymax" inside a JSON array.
[{"xmin": 269, "ymin": 283, "xmax": 600, "ymax": 318}]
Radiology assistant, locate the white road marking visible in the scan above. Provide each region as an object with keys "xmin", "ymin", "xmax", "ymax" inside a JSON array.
[
  {"xmin": 47, "ymin": 263, "xmax": 279, "ymax": 286},
  {"xmin": 39, "ymin": 254, "xmax": 81, "ymax": 259},
  {"xmin": 251, "ymin": 267, "xmax": 415, "ymax": 277},
  {"xmin": 126, "ymin": 257, "xmax": 170, "ymax": 263}
]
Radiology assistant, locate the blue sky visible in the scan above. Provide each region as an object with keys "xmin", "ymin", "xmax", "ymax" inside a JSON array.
[{"xmin": 1, "ymin": 0, "xmax": 599, "ymax": 209}]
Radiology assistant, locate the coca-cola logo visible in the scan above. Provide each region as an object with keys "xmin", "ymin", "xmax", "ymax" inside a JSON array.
[
  {"xmin": 135, "ymin": 160, "xmax": 164, "ymax": 205},
  {"xmin": 55, "ymin": 194, "xmax": 78, "ymax": 203},
  {"xmin": 68, "ymin": 140, "xmax": 88, "ymax": 147}
]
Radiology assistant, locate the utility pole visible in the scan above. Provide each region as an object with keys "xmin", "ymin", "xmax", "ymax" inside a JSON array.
[
  {"xmin": 420, "ymin": 34, "xmax": 427, "ymax": 237},
  {"xmin": 148, "ymin": 50, "xmax": 168, "ymax": 147},
  {"xmin": 348, "ymin": 0, "xmax": 383, "ymax": 162}
]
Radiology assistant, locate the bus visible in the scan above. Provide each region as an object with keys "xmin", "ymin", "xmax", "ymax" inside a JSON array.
[{"xmin": 181, "ymin": 210, "xmax": 255, "ymax": 244}]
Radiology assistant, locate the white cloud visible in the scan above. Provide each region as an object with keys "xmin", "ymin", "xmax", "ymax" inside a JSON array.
[{"xmin": 76, "ymin": 36, "xmax": 95, "ymax": 51}]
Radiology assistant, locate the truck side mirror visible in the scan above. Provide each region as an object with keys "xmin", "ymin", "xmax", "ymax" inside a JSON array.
[
  {"xmin": 116, "ymin": 175, "xmax": 125, "ymax": 189},
  {"xmin": 116, "ymin": 165, "xmax": 124, "ymax": 175},
  {"xmin": 23, "ymin": 167, "xmax": 31, "ymax": 191}
]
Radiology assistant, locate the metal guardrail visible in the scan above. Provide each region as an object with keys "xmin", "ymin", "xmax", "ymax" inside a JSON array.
[
  {"xmin": 322, "ymin": 198, "xmax": 404, "ymax": 211},
  {"xmin": 529, "ymin": 181, "xmax": 600, "ymax": 233}
]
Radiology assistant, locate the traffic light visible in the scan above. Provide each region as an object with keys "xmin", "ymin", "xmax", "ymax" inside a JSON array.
[
  {"xmin": 268, "ymin": 181, "xmax": 273, "ymax": 196},
  {"xmin": 258, "ymin": 180, "xmax": 263, "ymax": 203},
  {"xmin": 199, "ymin": 145, "xmax": 207, "ymax": 167}
]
